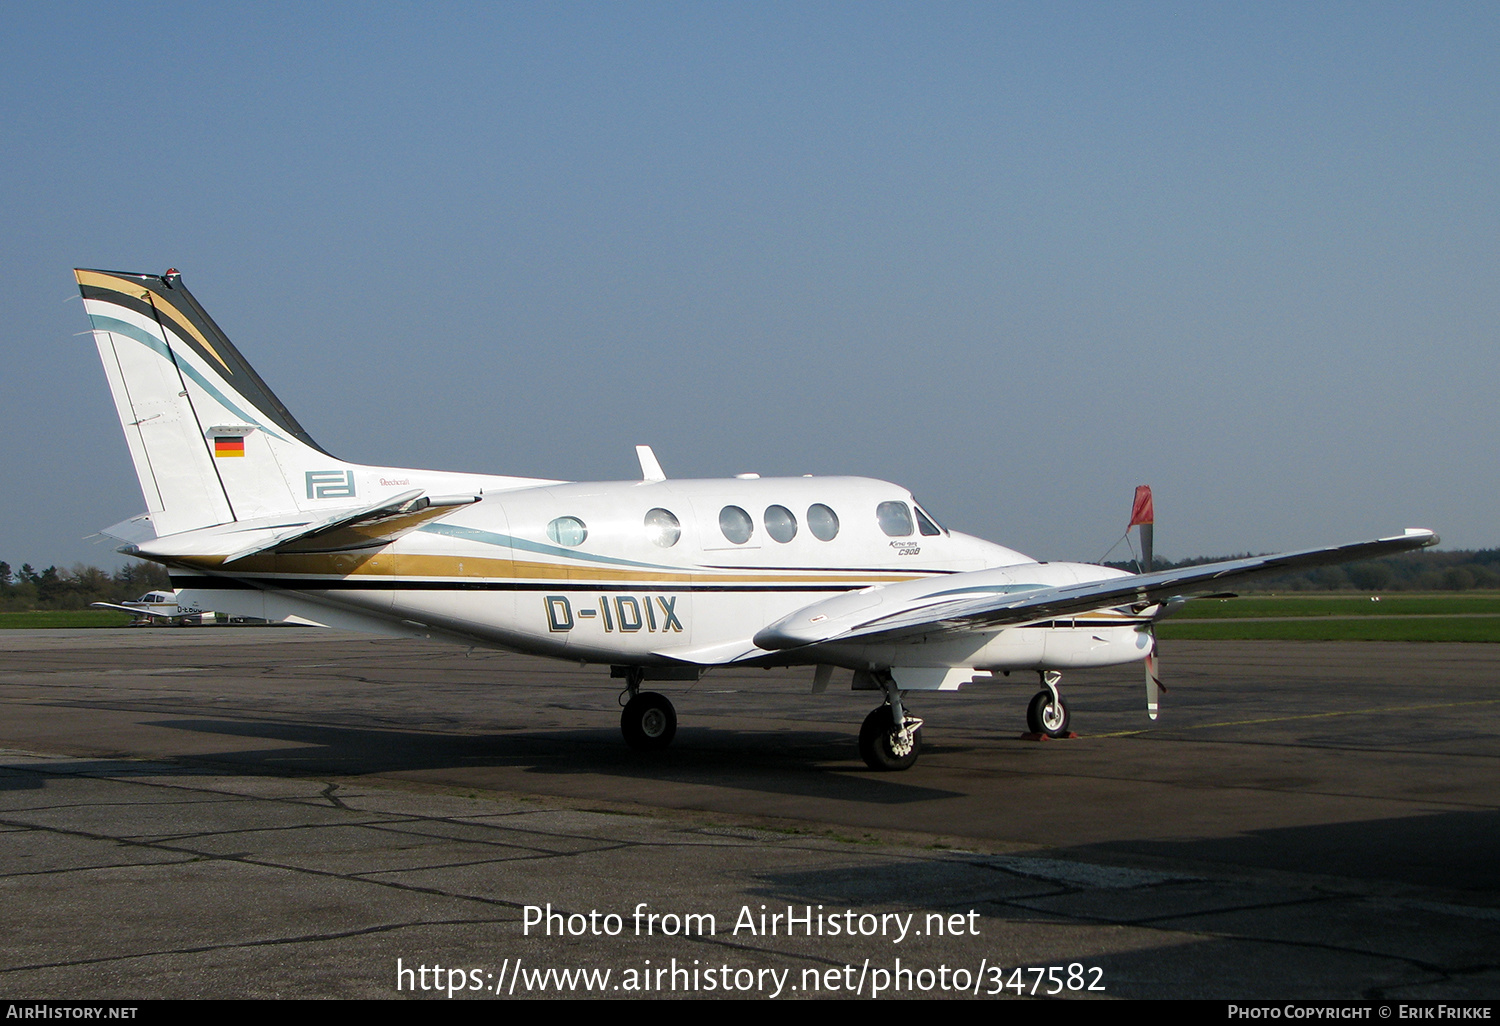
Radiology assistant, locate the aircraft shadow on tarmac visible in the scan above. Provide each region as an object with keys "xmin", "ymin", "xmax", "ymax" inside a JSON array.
[
  {"xmin": 1065, "ymin": 808, "xmax": 1500, "ymax": 892},
  {"xmin": 0, "ymin": 758, "xmax": 204, "ymax": 792},
  {"xmin": 142, "ymin": 717, "xmax": 967, "ymax": 804},
  {"xmin": 745, "ymin": 803, "xmax": 1500, "ymax": 896},
  {"xmin": 739, "ymin": 824, "xmax": 1500, "ymax": 999}
]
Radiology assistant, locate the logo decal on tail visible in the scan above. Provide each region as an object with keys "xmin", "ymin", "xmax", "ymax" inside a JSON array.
[{"xmin": 306, "ymin": 470, "xmax": 357, "ymax": 499}]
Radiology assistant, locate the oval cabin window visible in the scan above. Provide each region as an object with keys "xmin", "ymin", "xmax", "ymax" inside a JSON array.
[
  {"xmin": 719, "ymin": 505, "xmax": 753, "ymax": 545},
  {"xmin": 764, "ymin": 505, "xmax": 797, "ymax": 543},
  {"xmin": 807, "ymin": 503, "xmax": 840, "ymax": 541},
  {"xmin": 546, "ymin": 516, "xmax": 588, "ymax": 547},
  {"xmin": 644, "ymin": 508, "xmax": 681, "ymax": 548}
]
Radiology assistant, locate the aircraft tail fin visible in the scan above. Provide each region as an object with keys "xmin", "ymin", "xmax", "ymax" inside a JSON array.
[{"xmin": 76, "ymin": 268, "xmax": 355, "ymax": 537}]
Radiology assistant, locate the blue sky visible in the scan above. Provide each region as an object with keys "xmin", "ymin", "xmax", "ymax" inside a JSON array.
[{"xmin": 2, "ymin": 2, "xmax": 1495, "ymax": 568}]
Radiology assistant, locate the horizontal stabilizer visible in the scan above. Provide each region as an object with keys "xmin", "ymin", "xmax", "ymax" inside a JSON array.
[
  {"xmin": 101, "ymin": 513, "xmax": 159, "ymax": 546},
  {"xmin": 127, "ymin": 491, "xmax": 480, "ymax": 564}
]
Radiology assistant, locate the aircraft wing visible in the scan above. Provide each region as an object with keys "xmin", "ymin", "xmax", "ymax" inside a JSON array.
[
  {"xmin": 88, "ymin": 601, "xmax": 160, "ymax": 619},
  {"xmin": 753, "ymin": 529, "xmax": 1440, "ymax": 651}
]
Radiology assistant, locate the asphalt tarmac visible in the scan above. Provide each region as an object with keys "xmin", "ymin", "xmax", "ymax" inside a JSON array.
[{"xmin": 0, "ymin": 628, "xmax": 1496, "ymax": 1000}]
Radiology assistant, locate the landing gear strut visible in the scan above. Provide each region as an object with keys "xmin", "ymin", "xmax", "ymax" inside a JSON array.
[
  {"xmin": 1026, "ymin": 669, "xmax": 1071, "ymax": 737},
  {"xmin": 618, "ymin": 667, "xmax": 676, "ymax": 751},
  {"xmin": 859, "ymin": 673, "xmax": 923, "ymax": 771}
]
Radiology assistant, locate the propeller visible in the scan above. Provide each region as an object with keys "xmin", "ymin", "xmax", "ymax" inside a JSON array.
[{"xmin": 1144, "ymin": 644, "xmax": 1164, "ymax": 720}]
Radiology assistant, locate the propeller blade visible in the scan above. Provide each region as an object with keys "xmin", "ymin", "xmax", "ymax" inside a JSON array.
[{"xmin": 1144, "ymin": 636, "xmax": 1164, "ymax": 720}]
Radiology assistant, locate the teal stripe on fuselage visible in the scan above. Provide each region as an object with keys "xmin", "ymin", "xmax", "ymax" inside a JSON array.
[
  {"xmin": 418, "ymin": 522, "xmax": 683, "ymax": 572},
  {"xmin": 89, "ymin": 314, "xmax": 288, "ymax": 442}
]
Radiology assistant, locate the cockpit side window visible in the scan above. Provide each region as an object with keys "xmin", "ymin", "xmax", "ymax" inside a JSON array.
[{"xmin": 877, "ymin": 501, "xmax": 914, "ymax": 537}]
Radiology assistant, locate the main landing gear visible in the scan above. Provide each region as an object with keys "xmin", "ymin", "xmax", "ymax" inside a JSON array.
[
  {"xmin": 618, "ymin": 668, "xmax": 676, "ymax": 751},
  {"xmin": 859, "ymin": 673, "xmax": 923, "ymax": 771},
  {"xmin": 1026, "ymin": 670, "xmax": 1071, "ymax": 738}
]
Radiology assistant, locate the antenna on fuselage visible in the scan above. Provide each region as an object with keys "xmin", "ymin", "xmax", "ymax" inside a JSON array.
[{"xmin": 636, "ymin": 445, "xmax": 666, "ymax": 483}]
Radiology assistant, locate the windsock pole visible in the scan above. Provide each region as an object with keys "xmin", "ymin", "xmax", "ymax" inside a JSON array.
[{"xmin": 1129, "ymin": 486, "xmax": 1162, "ymax": 719}]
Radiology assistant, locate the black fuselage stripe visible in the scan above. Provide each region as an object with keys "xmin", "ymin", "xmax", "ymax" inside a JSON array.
[{"xmin": 168, "ymin": 575, "xmax": 869, "ymax": 594}]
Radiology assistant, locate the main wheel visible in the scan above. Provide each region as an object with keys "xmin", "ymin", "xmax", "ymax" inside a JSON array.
[
  {"xmin": 1026, "ymin": 690, "xmax": 1070, "ymax": 737},
  {"xmin": 621, "ymin": 691, "xmax": 677, "ymax": 751},
  {"xmin": 858, "ymin": 705, "xmax": 921, "ymax": 771}
]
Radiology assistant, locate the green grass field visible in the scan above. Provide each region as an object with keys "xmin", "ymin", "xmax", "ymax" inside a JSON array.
[
  {"xmin": 1157, "ymin": 592, "xmax": 1500, "ymax": 642},
  {"xmin": 0, "ymin": 610, "xmax": 135, "ymax": 628},
  {"xmin": 1171, "ymin": 593, "xmax": 1500, "ymax": 618}
]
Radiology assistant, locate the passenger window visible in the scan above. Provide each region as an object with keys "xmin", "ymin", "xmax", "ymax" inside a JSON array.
[
  {"xmin": 644, "ymin": 508, "xmax": 681, "ymax": 548},
  {"xmin": 807, "ymin": 503, "xmax": 840, "ymax": 541},
  {"xmin": 764, "ymin": 505, "xmax": 797, "ymax": 543},
  {"xmin": 719, "ymin": 505, "xmax": 753, "ymax": 545},
  {"xmin": 546, "ymin": 516, "xmax": 588, "ymax": 547},
  {"xmin": 877, "ymin": 501, "xmax": 914, "ymax": 537},
  {"xmin": 915, "ymin": 506, "xmax": 942, "ymax": 537}
]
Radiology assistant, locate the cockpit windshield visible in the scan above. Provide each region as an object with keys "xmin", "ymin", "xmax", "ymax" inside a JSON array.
[{"xmin": 912, "ymin": 502, "xmax": 945, "ymax": 537}]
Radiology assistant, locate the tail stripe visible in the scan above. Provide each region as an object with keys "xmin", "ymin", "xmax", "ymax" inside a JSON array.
[
  {"xmin": 86, "ymin": 314, "xmax": 288, "ymax": 442},
  {"xmin": 75, "ymin": 269, "xmax": 327, "ymax": 453},
  {"xmin": 76, "ymin": 270, "xmax": 234, "ymax": 372}
]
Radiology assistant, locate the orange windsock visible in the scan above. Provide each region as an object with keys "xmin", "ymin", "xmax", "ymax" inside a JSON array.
[{"xmin": 1129, "ymin": 485, "xmax": 1154, "ymax": 527}]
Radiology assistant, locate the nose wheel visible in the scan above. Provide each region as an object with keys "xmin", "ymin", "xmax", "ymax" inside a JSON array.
[
  {"xmin": 1023, "ymin": 669, "xmax": 1072, "ymax": 738},
  {"xmin": 859, "ymin": 705, "xmax": 923, "ymax": 770},
  {"xmin": 859, "ymin": 674, "xmax": 923, "ymax": 771},
  {"xmin": 1026, "ymin": 690, "xmax": 1071, "ymax": 737}
]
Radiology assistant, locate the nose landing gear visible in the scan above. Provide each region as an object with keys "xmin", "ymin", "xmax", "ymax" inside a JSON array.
[
  {"xmin": 859, "ymin": 672, "xmax": 923, "ymax": 771},
  {"xmin": 1025, "ymin": 669, "xmax": 1072, "ymax": 738}
]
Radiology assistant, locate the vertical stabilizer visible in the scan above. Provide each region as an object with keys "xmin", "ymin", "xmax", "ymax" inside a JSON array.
[{"xmin": 76, "ymin": 268, "xmax": 341, "ymax": 536}]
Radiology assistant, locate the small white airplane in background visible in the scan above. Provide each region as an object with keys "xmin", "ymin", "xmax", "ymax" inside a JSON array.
[
  {"xmin": 90, "ymin": 590, "xmax": 216, "ymax": 625},
  {"xmin": 74, "ymin": 268, "xmax": 1437, "ymax": 770}
]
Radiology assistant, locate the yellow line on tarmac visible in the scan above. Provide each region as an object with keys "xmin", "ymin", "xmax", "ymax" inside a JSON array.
[{"xmin": 1090, "ymin": 698, "xmax": 1500, "ymax": 738}]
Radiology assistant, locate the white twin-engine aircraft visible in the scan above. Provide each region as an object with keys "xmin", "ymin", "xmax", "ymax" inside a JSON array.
[{"xmin": 75, "ymin": 268, "xmax": 1437, "ymax": 770}]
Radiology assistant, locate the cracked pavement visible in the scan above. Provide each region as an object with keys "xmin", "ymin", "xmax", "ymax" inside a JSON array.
[{"xmin": 0, "ymin": 629, "xmax": 1496, "ymax": 999}]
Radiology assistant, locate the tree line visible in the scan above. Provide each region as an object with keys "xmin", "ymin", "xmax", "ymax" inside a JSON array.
[
  {"xmin": 1106, "ymin": 548, "xmax": 1500, "ymax": 592},
  {"xmin": 0, "ymin": 561, "xmax": 172, "ymax": 612}
]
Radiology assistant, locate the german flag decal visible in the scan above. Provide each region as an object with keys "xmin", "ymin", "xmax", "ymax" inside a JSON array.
[{"xmin": 214, "ymin": 436, "xmax": 245, "ymax": 458}]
